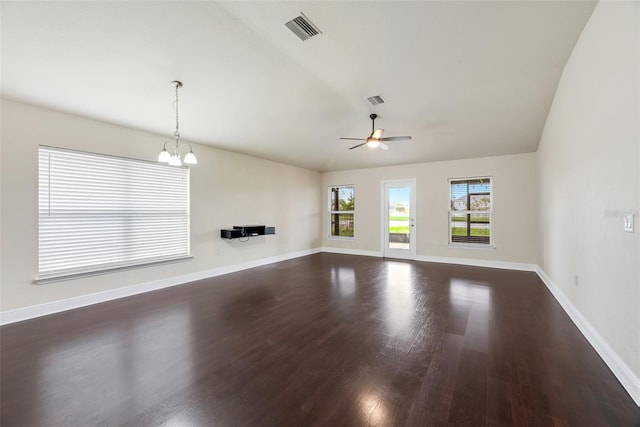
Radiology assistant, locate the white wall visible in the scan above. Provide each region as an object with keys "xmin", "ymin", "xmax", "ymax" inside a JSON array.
[
  {"xmin": 538, "ymin": 0, "xmax": 639, "ymax": 379},
  {"xmin": 0, "ymin": 99, "xmax": 322, "ymax": 311},
  {"xmin": 322, "ymin": 153, "xmax": 538, "ymax": 265}
]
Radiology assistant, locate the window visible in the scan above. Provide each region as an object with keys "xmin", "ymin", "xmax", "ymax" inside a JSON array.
[
  {"xmin": 449, "ymin": 177, "xmax": 492, "ymax": 245},
  {"xmin": 328, "ymin": 185, "xmax": 355, "ymax": 238},
  {"xmin": 38, "ymin": 146, "xmax": 190, "ymax": 281}
]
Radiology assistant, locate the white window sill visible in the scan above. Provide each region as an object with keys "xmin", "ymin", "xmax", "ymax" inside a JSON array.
[
  {"xmin": 35, "ymin": 255, "xmax": 194, "ymax": 284},
  {"xmin": 328, "ymin": 236, "xmax": 356, "ymax": 241},
  {"xmin": 448, "ymin": 243, "xmax": 495, "ymax": 250}
]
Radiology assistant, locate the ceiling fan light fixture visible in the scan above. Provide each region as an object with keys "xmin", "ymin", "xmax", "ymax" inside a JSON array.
[{"xmin": 340, "ymin": 113, "xmax": 412, "ymax": 151}]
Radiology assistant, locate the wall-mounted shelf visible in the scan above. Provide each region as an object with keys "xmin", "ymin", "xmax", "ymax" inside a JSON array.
[{"xmin": 220, "ymin": 225, "xmax": 275, "ymax": 240}]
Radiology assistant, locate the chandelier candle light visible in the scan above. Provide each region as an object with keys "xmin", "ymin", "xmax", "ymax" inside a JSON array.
[{"xmin": 158, "ymin": 81, "xmax": 197, "ymax": 166}]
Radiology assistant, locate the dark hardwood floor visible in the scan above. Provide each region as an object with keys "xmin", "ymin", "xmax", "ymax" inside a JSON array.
[{"xmin": 1, "ymin": 253, "xmax": 639, "ymax": 426}]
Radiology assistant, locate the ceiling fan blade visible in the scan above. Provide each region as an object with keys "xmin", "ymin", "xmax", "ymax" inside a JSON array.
[
  {"xmin": 379, "ymin": 136, "xmax": 412, "ymax": 142},
  {"xmin": 379, "ymin": 143, "xmax": 389, "ymax": 151},
  {"xmin": 348, "ymin": 142, "xmax": 367, "ymax": 150},
  {"xmin": 372, "ymin": 129, "xmax": 384, "ymax": 139},
  {"xmin": 340, "ymin": 137, "xmax": 366, "ymax": 141}
]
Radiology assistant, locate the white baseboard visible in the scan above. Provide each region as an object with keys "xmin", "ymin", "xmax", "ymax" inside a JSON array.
[
  {"xmin": 320, "ymin": 249, "xmax": 537, "ymax": 273},
  {"xmin": 0, "ymin": 247, "xmax": 322, "ymax": 326},
  {"xmin": 416, "ymin": 255, "xmax": 537, "ymax": 272},
  {"xmin": 320, "ymin": 247, "xmax": 382, "ymax": 258},
  {"xmin": 535, "ymin": 266, "xmax": 640, "ymax": 406}
]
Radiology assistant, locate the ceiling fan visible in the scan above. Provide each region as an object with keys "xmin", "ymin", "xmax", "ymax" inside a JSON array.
[{"xmin": 340, "ymin": 114, "xmax": 412, "ymax": 150}]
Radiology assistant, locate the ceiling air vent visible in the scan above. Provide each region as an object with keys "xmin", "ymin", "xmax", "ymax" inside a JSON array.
[
  {"xmin": 366, "ymin": 95, "xmax": 386, "ymax": 106},
  {"xmin": 285, "ymin": 13, "xmax": 322, "ymax": 41}
]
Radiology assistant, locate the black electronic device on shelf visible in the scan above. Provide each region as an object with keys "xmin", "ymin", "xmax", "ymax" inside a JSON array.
[{"xmin": 220, "ymin": 225, "xmax": 275, "ymax": 240}]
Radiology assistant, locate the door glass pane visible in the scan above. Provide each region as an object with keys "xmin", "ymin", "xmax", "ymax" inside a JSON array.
[{"xmin": 388, "ymin": 187, "xmax": 410, "ymax": 250}]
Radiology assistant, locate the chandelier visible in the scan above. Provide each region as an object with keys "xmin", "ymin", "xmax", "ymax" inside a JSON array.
[{"xmin": 158, "ymin": 81, "xmax": 197, "ymax": 166}]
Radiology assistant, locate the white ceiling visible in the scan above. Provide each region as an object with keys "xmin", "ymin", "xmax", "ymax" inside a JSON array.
[{"xmin": 1, "ymin": 1, "xmax": 596, "ymax": 172}]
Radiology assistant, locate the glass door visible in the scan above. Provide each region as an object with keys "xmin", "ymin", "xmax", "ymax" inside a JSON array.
[{"xmin": 382, "ymin": 180, "xmax": 416, "ymax": 259}]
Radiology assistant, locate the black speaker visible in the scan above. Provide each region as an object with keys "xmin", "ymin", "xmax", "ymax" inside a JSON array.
[{"xmin": 220, "ymin": 229, "xmax": 243, "ymax": 239}]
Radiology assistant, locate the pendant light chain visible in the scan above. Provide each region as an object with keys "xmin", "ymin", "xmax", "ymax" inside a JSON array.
[{"xmin": 174, "ymin": 82, "xmax": 180, "ymax": 141}]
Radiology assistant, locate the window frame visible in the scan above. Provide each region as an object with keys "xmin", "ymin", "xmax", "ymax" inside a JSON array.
[
  {"xmin": 328, "ymin": 185, "xmax": 355, "ymax": 240},
  {"xmin": 37, "ymin": 145, "xmax": 192, "ymax": 283},
  {"xmin": 448, "ymin": 176, "xmax": 494, "ymax": 248}
]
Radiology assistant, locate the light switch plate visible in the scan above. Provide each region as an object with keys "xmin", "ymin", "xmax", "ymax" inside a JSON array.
[{"xmin": 624, "ymin": 214, "xmax": 634, "ymax": 233}]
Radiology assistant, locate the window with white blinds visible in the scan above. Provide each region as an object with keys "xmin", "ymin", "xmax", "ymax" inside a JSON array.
[{"xmin": 38, "ymin": 146, "xmax": 190, "ymax": 281}]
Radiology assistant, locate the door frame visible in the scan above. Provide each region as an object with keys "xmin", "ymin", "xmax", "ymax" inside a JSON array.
[{"xmin": 381, "ymin": 179, "xmax": 417, "ymax": 260}]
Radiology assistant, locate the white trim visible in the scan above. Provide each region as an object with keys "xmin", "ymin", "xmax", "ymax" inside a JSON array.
[
  {"xmin": 35, "ymin": 256, "xmax": 194, "ymax": 284},
  {"xmin": 319, "ymin": 249, "xmax": 535, "ymax": 272},
  {"xmin": 447, "ymin": 243, "xmax": 496, "ymax": 250},
  {"xmin": 320, "ymin": 246, "xmax": 382, "ymax": 258},
  {"xmin": 535, "ymin": 266, "xmax": 640, "ymax": 406},
  {"xmin": 416, "ymin": 255, "xmax": 536, "ymax": 271},
  {"xmin": 327, "ymin": 236, "xmax": 356, "ymax": 242},
  {"xmin": 0, "ymin": 248, "xmax": 321, "ymax": 325}
]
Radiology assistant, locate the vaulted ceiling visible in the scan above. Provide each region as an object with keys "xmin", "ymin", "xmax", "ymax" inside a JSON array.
[{"xmin": 1, "ymin": 1, "xmax": 596, "ymax": 172}]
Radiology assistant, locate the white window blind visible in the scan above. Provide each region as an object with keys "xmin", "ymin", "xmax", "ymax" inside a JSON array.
[{"xmin": 38, "ymin": 146, "xmax": 190, "ymax": 280}]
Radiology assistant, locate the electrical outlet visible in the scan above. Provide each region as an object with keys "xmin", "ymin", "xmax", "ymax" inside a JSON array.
[
  {"xmin": 624, "ymin": 213, "xmax": 634, "ymax": 233},
  {"xmin": 574, "ymin": 275, "xmax": 579, "ymax": 287}
]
